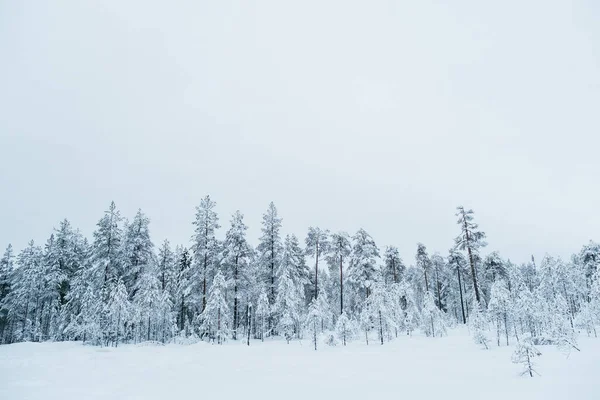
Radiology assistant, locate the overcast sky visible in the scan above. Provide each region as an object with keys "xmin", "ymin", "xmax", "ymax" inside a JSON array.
[{"xmin": 1, "ymin": 0, "xmax": 599, "ymax": 264}]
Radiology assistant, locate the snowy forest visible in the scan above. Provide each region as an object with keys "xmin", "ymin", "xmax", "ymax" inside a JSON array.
[{"xmin": 0, "ymin": 197, "xmax": 599, "ymax": 352}]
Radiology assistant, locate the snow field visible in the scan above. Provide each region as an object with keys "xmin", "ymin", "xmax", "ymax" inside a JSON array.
[{"xmin": 1, "ymin": 328, "xmax": 598, "ymax": 400}]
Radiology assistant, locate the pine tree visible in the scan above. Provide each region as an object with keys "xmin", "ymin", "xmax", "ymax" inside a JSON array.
[
  {"xmin": 223, "ymin": 211, "xmax": 251, "ymax": 340},
  {"xmin": 455, "ymin": 206, "xmax": 487, "ymax": 303},
  {"xmin": 256, "ymin": 202, "xmax": 282, "ymax": 333},
  {"xmin": 383, "ymin": 246, "xmax": 404, "ymax": 285},
  {"xmin": 191, "ymin": 195, "xmax": 221, "ymax": 313},
  {"xmin": 430, "ymin": 253, "xmax": 447, "ymax": 311},
  {"xmin": 326, "ymin": 232, "xmax": 351, "ymax": 314},
  {"xmin": 305, "ymin": 227, "xmax": 330, "ymax": 300},
  {"xmin": 415, "ymin": 243, "xmax": 431, "ymax": 292},
  {"xmin": 448, "ymin": 248, "xmax": 468, "ymax": 324}
]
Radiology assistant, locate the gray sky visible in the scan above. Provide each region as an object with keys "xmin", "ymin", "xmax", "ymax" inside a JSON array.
[{"xmin": 1, "ymin": 0, "xmax": 599, "ymax": 264}]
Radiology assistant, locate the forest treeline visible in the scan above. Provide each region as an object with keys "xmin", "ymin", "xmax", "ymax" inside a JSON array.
[{"xmin": 0, "ymin": 198, "xmax": 598, "ymax": 350}]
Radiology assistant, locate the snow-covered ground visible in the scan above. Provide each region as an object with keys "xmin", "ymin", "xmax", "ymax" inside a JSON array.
[{"xmin": 1, "ymin": 328, "xmax": 598, "ymax": 400}]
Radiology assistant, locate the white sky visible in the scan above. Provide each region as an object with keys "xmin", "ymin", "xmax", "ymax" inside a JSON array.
[{"xmin": 1, "ymin": 0, "xmax": 599, "ymax": 263}]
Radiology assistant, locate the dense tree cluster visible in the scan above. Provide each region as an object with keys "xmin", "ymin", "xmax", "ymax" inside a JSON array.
[{"xmin": 0, "ymin": 201, "xmax": 599, "ymax": 350}]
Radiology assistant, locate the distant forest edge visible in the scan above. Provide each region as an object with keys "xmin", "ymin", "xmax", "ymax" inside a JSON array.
[{"xmin": 0, "ymin": 197, "xmax": 598, "ymax": 351}]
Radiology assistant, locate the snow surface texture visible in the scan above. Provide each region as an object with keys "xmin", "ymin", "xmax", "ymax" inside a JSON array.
[{"xmin": 1, "ymin": 328, "xmax": 598, "ymax": 400}]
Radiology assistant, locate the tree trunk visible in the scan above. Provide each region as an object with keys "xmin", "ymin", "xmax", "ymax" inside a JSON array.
[
  {"xmin": 435, "ymin": 268, "xmax": 442, "ymax": 310},
  {"xmin": 457, "ymin": 266, "xmax": 466, "ymax": 324},
  {"xmin": 202, "ymin": 254, "xmax": 207, "ymax": 312},
  {"xmin": 340, "ymin": 256, "xmax": 344, "ymax": 314},
  {"xmin": 379, "ymin": 310, "xmax": 384, "ymax": 345},
  {"xmin": 504, "ymin": 312, "xmax": 509, "ymax": 346},
  {"xmin": 467, "ymin": 244, "xmax": 480, "ymax": 303},
  {"xmin": 314, "ymin": 242, "xmax": 319, "ymax": 299},
  {"xmin": 233, "ymin": 256, "xmax": 238, "ymax": 340},
  {"xmin": 246, "ymin": 304, "xmax": 251, "ymax": 346},
  {"xmin": 217, "ymin": 307, "xmax": 221, "ymax": 344}
]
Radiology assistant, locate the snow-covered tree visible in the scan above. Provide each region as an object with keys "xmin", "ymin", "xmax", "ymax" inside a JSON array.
[
  {"xmin": 0, "ymin": 244, "xmax": 15, "ymax": 342},
  {"xmin": 5, "ymin": 241, "xmax": 44, "ymax": 342},
  {"xmin": 305, "ymin": 298, "xmax": 326, "ymax": 350},
  {"xmin": 133, "ymin": 266, "xmax": 172, "ymax": 343},
  {"xmin": 455, "ymin": 206, "xmax": 487, "ymax": 303},
  {"xmin": 255, "ymin": 288, "xmax": 270, "ymax": 341},
  {"xmin": 363, "ymin": 282, "xmax": 396, "ymax": 344},
  {"xmin": 200, "ymin": 271, "xmax": 230, "ymax": 344},
  {"xmin": 305, "ymin": 227, "xmax": 330, "ymax": 300},
  {"xmin": 122, "ymin": 209, "xmax": 155, "ymax": 297},
  {"xmin": 275, "ymin": 234, "xmax": 308, "ymax": 340},
  {"xmin": 257, "ymin": 202, "xmax": 283, "ymax": 332},
  {"xmin": 327, "ymin": 232, "xmax": 352, "ymax": 314},
  {"xmin": 191, "ymin": 195, "xmax": 220, "ymax": 313},
  {"xmin": 90, "ymin": 201, "xmax": 123, "ymax": 287},
  {"xmin": 415, "ymin": 243, "xmax": 431, "ymax": 292},
  {"xmin": 223, "ymin": 211, "xmax": 251, "ymax": 340},
  {"xmin": 383, "ymin": 246, "xmax": 405, "ymax": 285},
  {"xmin": 512, "ymin": 336, "xmax": 542, "ymax": 377},
  {"xmin": 421, "ymin": 290, "xmax": 447, "ymax": 338},
  {"xmin": 335, "ymin": 312, "xmax": 353, "ymax": 345},
  {"xmin": 157, "ymin": 240, "xmax": 176, "ymax": 293},
  {"xmin": 448, "ymin": 248, "xmax": 468, "ymax": 324},
  {"xmin": 469, "ymin": 300, "xmax": 489, "ymax": 349},
  {"xmin": 104, "ymin": 278, "xmax": 131, "ymax": 347},
  {"xmin": 488, "ymin": 280, "xmax": 512, "ymax": 346},
  {"xmin": 173, "ymin": 247, "xmax": 193, "ymax": 334},
  {"xmin": 347, "ymin": 229, "xmax": 380, "ymax": 306}
]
